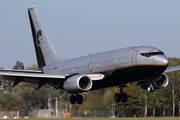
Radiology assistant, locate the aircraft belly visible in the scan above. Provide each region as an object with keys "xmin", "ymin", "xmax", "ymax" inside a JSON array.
[{"xmin": 91, "ymin": 65, "xmax": 167, "ymax": 90}]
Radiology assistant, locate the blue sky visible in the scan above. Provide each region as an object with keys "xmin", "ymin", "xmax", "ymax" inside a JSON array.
[{"xmin": 0, "ymin": 0, "xmax": 180, "ymax": 69}]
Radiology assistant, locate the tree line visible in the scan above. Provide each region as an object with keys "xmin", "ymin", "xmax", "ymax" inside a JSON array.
[{"xmin": 0, "ymin": 58, "xmax": 180, "ymax": 117}]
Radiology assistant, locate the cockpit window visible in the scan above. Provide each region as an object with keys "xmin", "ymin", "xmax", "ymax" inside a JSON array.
[{"xmin": 140, "ymin": 52, "xmax": 164, "ymax": 57}]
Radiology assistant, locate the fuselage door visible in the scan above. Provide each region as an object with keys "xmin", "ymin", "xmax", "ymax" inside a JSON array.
[
  {"xmin": 89, "ymin": 62, "xmax": 93, "ymax": 72},
  {"xmin": 132, "ymin": 51, "xmax": 138, "ymax": 66}
]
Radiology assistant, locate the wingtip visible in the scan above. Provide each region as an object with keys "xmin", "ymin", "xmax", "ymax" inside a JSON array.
[{"xmin": 28, "ymin": 6, "xmax": 35, "ymax": 10}]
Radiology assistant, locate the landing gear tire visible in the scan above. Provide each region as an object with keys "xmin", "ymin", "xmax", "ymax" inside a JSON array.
[
  {"xmin": 70, "ymin": 94, "xmax": 83, "ymax": 104},
  {"xmin": 70, "ymin": 95, "xmax": 76, "ymax": 104},
  {"xmin": 114, "ymin": 93, "xmax": 120, "ymax": 102},
  {"xmin": 121, "ymin": 93, "xmax": 127, "ymax": 102},
  {"xmin": 114, "ymin": 93, "xmax": 127, "ymax": 103},
  {"xmin": 147, "ymin": 86, "xmax": 155, "ymax": 92},
  {"xmin": 76, "ymin": 95, "xmax": 83, "ymax": 104}
]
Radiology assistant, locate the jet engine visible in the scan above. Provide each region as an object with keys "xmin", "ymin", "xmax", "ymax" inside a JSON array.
[
  {"xmin": 63, "ymin": 74, "xmax": 93, "ymax": 94},
  {"xmin": 139, "ymin": 73, "xmax": 169, "ymax": 91}
]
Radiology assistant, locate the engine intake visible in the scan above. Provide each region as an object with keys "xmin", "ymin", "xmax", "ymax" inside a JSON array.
[
  {"xmin": 63, "ymin": 74, "xmax": 93, "ymax": 94},
  {"xmin": 139, "ymin": 73, "xmax": 169, "ymax": 90},
  {"xmin": 152, "ymin": 73, "xmax": 169, "ymax": 89}
]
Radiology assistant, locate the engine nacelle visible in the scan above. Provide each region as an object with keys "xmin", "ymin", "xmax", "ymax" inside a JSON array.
[
  {"xmin": 139, "ymin": 73, "xmax": 169, "ymax": 90},
  {"xmin": 63, "ymin": 74, "xmax": 93, "ymax": 94},
  {"xmin": 152, "ymin": 73, "xmax": 169, "ymax": 89}
]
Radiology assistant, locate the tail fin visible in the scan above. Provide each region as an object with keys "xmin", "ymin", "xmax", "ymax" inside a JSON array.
[{"xmin": 28, "ymin": 6, "xmax": 67, "ymax": 68}]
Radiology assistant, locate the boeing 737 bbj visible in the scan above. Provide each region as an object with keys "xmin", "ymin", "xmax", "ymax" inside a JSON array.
[{"xmin": 0, "ymin": 6, "xmax": 180, "ymax": 104}]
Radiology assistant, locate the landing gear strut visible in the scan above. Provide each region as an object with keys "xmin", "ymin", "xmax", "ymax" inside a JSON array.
[
  {"xmin": 114, "ymin": 87, "xmax": 127, "ymax": 103},
  {"xmin": 70, "ymin": 94, "xmax": 83, "ymax": 104}
]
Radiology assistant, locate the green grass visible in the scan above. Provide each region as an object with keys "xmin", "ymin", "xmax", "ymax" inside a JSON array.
[{"xmin": 7, "ymin": 117, "xmax": 180, "ymax": 120}]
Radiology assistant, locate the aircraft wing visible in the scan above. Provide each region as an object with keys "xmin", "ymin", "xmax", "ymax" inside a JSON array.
[
  {"xmin": 0, "ymin": 69, "xmax": 65, "ymax": 78},
  {"xmin": 164, "ymin": 65, "xmax": 180, "ymax": 73},
  {"xmin": 0, "ymin": 69, "xmax": 65, "ymax": 86},
  {"xmin": 0, "ymin": 69, "xmax": 104, "ymax": 89}
]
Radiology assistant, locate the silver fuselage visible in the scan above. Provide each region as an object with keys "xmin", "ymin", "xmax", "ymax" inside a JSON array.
[{"xmin": 43, "ymin": 46, "xmax": 169, "ymax": 90}]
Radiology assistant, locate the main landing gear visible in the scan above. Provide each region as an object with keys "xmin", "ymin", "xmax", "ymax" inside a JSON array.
[
  {"xmin": 70, "ymin": 94, "xmax": 83, "ymax": 104},
  {"xmin": 114, "ymin": 87, "xmax": 127, "ymax": 102}
]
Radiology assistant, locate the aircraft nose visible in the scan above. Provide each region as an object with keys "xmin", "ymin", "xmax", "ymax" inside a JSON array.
[
  {"xmin": 157, "ymin": 56, "xmax": 169, "ymax": 66},
  {"xmin": 154, "ymin": 55, "xmax": 169, "ymax": 66},
  {"xmin": 162, "ymin": 57, "xmax": 169, "ymax": 66}
]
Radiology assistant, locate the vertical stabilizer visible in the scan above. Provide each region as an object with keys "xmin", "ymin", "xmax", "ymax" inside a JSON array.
[{"xmin": 28, "ymin": 6, "xmax": 67, "ymax": 68}]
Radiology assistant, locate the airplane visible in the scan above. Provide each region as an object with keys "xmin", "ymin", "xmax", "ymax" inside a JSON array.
[{"xmin": 0, "ymin": 6, "xmax": 180, "ymax": 104}]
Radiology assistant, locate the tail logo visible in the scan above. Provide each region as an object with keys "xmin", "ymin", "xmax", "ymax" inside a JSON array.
[{"xmin": 36, "ymin": 30, "xmax": 43, "ymax": 46}]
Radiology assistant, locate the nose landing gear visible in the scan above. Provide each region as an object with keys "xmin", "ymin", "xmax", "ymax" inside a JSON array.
[
  {"xmin": 147, "ymin": 83, "xmax": 155, "ymax": 92},
  {"xmin": 70, "ymin": 94, "xmax": 83, "ymax": 104},
  {"xmin": 114, "ymin": 87, "xmax": 127, "ymax": 103}
]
